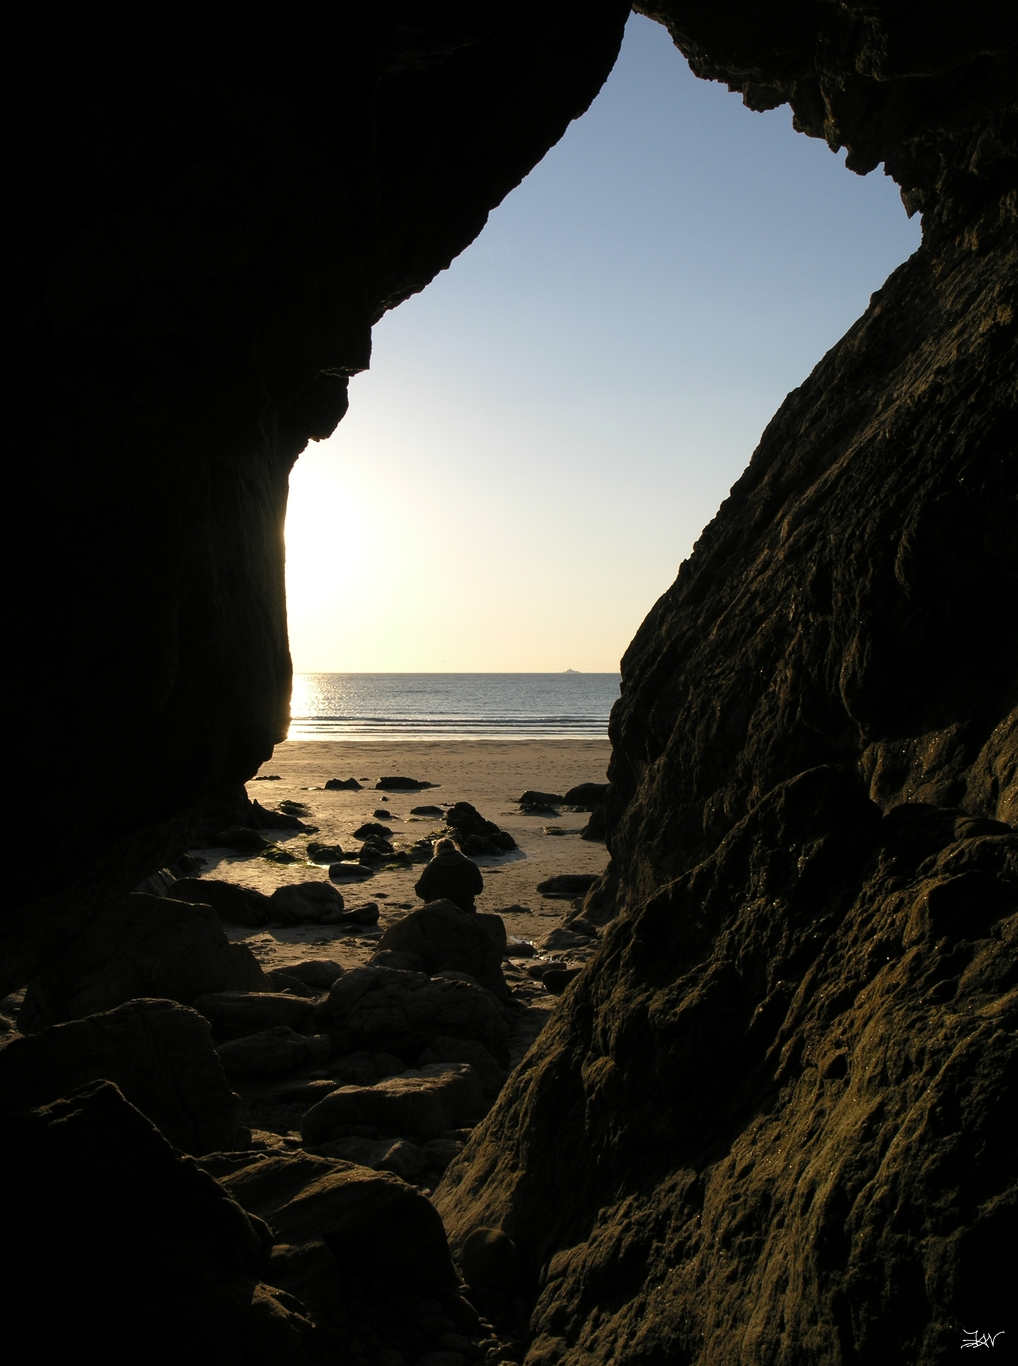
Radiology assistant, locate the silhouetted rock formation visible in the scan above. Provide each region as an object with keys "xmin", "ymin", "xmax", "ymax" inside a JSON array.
[
  {"xmin": 437, "ymin": 7, "xmax": 1018, "ymax": 1363},
  {"xmin": 7, "ymin": 0, "xmax": 631, "ymax": 990}
]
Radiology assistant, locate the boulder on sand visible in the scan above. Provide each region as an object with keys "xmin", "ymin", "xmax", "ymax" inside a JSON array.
[
  {"xmin": 322, "ymin": 966, "xmax": 510, "ymax": 1064},
  {"xmin": 536, "ymin": 874, "xmax": 600, "ymax": 898},
  {"xmin": 268, "ymin": 881, "xmax": 346, "ymax": 923},
  {"xmin": 518, "ymin": 790, "xmax": 563, "ymax": 811},
  {"xmin": 324, "ymin": 777, "xmax": 362, "ymax": 790},
  {"xmin": 301, "ymin": 1062, "xmax": 485, "ymax": 1144},
  {"xmin": 193, "ymin": 991, "xmax": 315, "ymax": 1041},
  {"xmin": 19, "ymin": 893, "xmax": 267, "ymax": 1029},
  {"xmin": 354, "ymin": 822, "xmax": 393, "ymax": 840},
  {"xmin": 374, "ymin": 900, "xmax": 509, "ymax": 999},
  {"xmin": 170, "ymin": 877, "xmax": 272, "ymax": 926},
  {"xmin": 377, "ymin": 776, "xmax": 434, "ymax": 790},
  {"xmin": 306, "ymin": 840, "xmax": 345, "ymax": 863},
  {"xmin": 273, "ymin": 959, "xmax": 345, "ymax": 991},
  {"xmin": 444, "ymin": 802, "xmax": 516, "ymax": 855},
  {"xmin": 562, "ymin": 782, "xmax": 609, "ymax": 808},
  {"xmin": 329, "ymin": 861, "xmax": 374, "ymax": 882},
  {"xmin": 0, "ymin": 998, "xmax": 241, "ymax": 1153}
]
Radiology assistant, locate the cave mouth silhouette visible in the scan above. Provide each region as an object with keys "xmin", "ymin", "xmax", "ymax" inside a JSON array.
[{"xmin": 281, "ymin": 12, "xmax": 922, "ymax": 679}]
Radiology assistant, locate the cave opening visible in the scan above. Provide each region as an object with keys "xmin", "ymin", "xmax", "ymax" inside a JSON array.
[{"xmin": 283, "ymin": 13, "xmax": 920, "ymax": 681}]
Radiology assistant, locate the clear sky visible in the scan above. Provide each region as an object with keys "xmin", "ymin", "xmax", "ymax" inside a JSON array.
[{"xmin": 284, "ymin": 13, "xmax": 921, "ymax": 674}]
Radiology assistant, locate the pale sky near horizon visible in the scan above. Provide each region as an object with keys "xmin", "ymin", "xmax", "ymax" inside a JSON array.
[{"xmin": 284, "ymin": 13, "xmax": 921, "ymax": 674}]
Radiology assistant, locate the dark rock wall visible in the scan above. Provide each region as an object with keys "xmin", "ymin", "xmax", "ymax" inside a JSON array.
[
  {"xmin": 6, "ymin": 2, "xmax": 631, "ymax": 993},
  {"xmin": 436, "ymin": 5, "xmax": 1018, "ymax": 1363}
]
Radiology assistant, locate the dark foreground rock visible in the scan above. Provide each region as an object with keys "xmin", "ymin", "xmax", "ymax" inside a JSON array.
[
  {"xmin": 562, "ymin": 783, "xmax": 609, "ymax": 809},
  {"xmin": 0, "ymin": 997, "xmax": 241, "ymax": 1152},
  {"xmin": 194, "ymin": 990, "xmax": 316, "ymax": 1041},
  {"xmin": 0, "ymin": 1082, "xmax": 323, "ymax": 1363},
  {"xmin": 302, "ymin": 1063, "xmax": 485, "ymax": 1144},
  {"xmin": 20, "ymin": 894, "xmax": 267, "ymax": 1028},
  {"xmin": 216, "ymin": 1026, "xmax": 331, "ymax": 1080},
  {"xmin": 375, "ymin": 900, "xmax": 509, "ymax": 999},
  {"xmin": 206, "ymin": 1148, "xmax": 460, "ymax": 1319},
  {"xmin": 171, "ymin": 876, "xmax": 273, "ymax": 925},
  {"xmin": 322, "ymin": 966, "xmax": 510, "ymax": 1066}
]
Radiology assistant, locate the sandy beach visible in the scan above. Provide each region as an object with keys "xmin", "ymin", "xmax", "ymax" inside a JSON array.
[{"xmin": 197, "ymin": 739, "xmax": 612, "ymax": 990}]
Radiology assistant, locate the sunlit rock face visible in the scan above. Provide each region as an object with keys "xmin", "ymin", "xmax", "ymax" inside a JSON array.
[
  {"xmin": 436, "ymin": 6, "xmax": 1018, "ymax": 1363},
  {"xmin": 6, "ymin": 2, "xmax": 631, "ymax": 989}
]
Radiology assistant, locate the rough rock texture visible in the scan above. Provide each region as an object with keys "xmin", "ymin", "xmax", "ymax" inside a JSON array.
[
  {"xmin": 0, "ymin": 1081, "xmax": 323, "ymax": 1365},
  {"xmin": 210, "ymin": 1149, "xmax": 459, "ymax": 1300},
  {"xmin": 324, "ymin": 965, "xmax": 511, "ymax": 1065},
  {"xmin": 436, "ymin": 7, "xmax": 1018, "ymax": 1364},
  {"xmin": 19, "ymin": 893, "xmax": 267, "ymax": 1028},
  {"xmin": 0, "ymin": 998, "xmax": 241, "ymax": 1153},
  {"xmin": 7, "ymin": 0, "xmax": 632, "ymax": 992},
  {"xmin": 376, "ymin": 900, "xmax": 510, "ymax": 998},
  {"xmin": 302, "ymin": 1062, "xmax": 485, "ymax": 1144}
]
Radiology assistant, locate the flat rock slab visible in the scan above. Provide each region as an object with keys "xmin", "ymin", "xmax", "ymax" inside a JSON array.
[
  {"xmin": 323, "ymin": 965, "xmax": 510, "ymax": 1064},
  {"xmin": 0, "ymin": 998, "xmax": 240, "ymax": 1154},
  {"xmin": 302, "ymin": 1063, "xmax": 484, "ymax": 1144},
  {"xmin": 194, "ymin": 990, "xmax": 315, "ymax": 1041}
]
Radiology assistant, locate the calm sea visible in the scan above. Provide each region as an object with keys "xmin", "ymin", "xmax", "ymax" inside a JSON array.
[{"xmin": 287, "ymin": 673, "xmax": 621, "ymax": 741}]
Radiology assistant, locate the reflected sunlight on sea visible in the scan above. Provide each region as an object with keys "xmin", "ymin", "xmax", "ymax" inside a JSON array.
[{"xmin": 287, "ymin": 673, "xmax": 620, "ymax": 740}]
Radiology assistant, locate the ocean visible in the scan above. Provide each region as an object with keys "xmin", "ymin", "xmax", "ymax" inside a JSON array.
[{"xmin": 287, "ymin": 673, "xmax": 621, "ymax": 741}]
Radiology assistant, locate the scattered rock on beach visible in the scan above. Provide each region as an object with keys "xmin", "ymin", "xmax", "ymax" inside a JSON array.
[
  {"xmin": 444, "ymin": 802, "xmax": 516, "ymax": 855},
  {"xmin": 518, "ymin": 790, "xmax": 563, "ymax": 812},
  {"xmin": 269, "ymin": 881, "xmax": 346, "ymax": 924},
  {"xmin": 355, "ymin": 821, "xmax": 393, "ymax": 840},
  {"xmin": 377, "ymin": 775, "xmax": 435, "ymax": 790},
  {"xmin": 329, "ymin": 860, "xmax": 374, "ymax": 882},
  {"xmin": 536, "ymin": 873, "xmax": 600, "ymax": 898},
  {"xmin": 169, "ymin": 877, "xmax": 272, "ymax": 926},
  {"xmin": 307, "ymin": 840, "xmax": 345, "ymax": 863},
  {"xmin": 411, "ymin": 805, "xmax": 445, "ymax": 816},
  {"xmin": 324, "ymin": 777, "xmax": 362, "ymax": 790},
  {"xmin": 580, "ymin": 805, "xmax": 607, "ymax": 841},
  {"xmin": 562, "ymin": 782, "xmax": 609, "ymax": 808},
  {"xmin": 373, "ymin": 807, "xmax": 395, "ymax": 819},
  {"xmin": 540, "ymin": 927, "xmax": 596, "ymax": 953},
  {"xmin": 274, "ymin": 959, "xmax": 345, "ymax": 991},
  {"xmin": 375, "ymin": 901, "xmax": 509, "ymax": 999}
]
